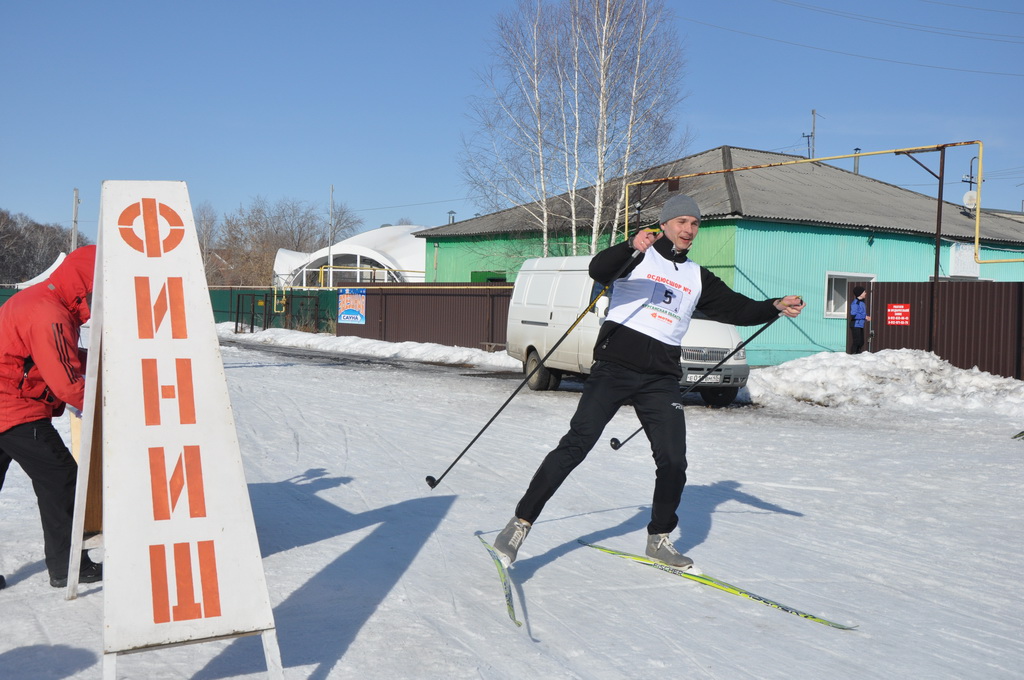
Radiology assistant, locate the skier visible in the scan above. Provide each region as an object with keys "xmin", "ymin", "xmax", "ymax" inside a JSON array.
[
  {"xmin": 0, "ymin": 245, "xmax": 103, "ymax": 588},
  {"xmin": 493, "ymin": 195, "xmax": 805, "ymax": 569}
]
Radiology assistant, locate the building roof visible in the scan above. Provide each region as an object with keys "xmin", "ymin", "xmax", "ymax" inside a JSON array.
[
  {"xmin": 273, "ymin": 224, "xmax": 428, "ymax": 286},
  {"xmin": 418, "ymin": 146, "xmax": 1024, "ymax": 244}
]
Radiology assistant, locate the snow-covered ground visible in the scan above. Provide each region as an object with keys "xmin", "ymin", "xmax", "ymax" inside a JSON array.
[{"xmin": 2, "ymin": 326, "xmax": 1022, "ymax": 679}]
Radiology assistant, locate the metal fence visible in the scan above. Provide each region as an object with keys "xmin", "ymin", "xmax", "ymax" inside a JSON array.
[
  {"xmin": 332, "ymin": 283, "xmax": 514, "ymax": 351},
  {"xmin": 232, "ymin": 291, "xmax": 326, "ymax": 334},
  {"xmin": 217, "ymin": 283, "xmax": 515, "ymax": 353},
  {"xmin": 860, "ymin": 281, "xmax": 1023, "ymax": 380}
]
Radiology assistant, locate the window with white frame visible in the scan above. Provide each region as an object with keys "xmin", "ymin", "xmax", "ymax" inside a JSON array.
[{"xmin": 824, "ymin": 272, "xmax": 875, "ymax": 319}]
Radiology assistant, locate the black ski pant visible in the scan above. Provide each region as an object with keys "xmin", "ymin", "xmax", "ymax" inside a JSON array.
[
  {"xmin": 515, "ymin": 360, "xmax": 688, "ymax": 535},
  {"xmin": 0, "ymin": 419, "xmax": 78, "ymax": 579},
  {"xmin": 851, "ymin": 326, "xmax": 865, "ymax": 354}
]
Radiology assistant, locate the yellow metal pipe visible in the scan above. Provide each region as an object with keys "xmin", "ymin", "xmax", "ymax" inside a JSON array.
[
  {"xmin": 623, "ymin": 140, "xmax": 1019, "ymax": 265},
  {"xmin": 315, "ymin": 264, "xmax": 426, "ymax": 287},
  {"xmin": 967, "ymin": 142, "xmax": 1018, "ymax": 263}
]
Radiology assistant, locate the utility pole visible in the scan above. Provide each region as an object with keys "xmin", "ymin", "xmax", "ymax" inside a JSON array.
[
  {"xmin": 802, "ymin": 109, "xmax": 823, "ymax": 158},
  {"xmin": 71, "ymin": 188, "xmax": 80, "ymax": 251},
  {"xmin": 810, "ymin": 109, "xmax": 816, "ymax": 158}
]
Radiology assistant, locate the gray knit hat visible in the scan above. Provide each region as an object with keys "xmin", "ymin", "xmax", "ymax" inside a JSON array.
[{"xmin": 659, "ymin": 194, "xmax": 701, "ymax": 224}]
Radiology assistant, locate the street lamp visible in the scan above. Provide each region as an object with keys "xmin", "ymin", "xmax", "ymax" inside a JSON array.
[{"xmin": 962, "ymin": 156, "xmax": 979, "ymax": 191}]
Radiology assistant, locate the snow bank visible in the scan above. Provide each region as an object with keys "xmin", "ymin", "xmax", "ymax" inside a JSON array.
[
  {"xmin": 217, "ymin": 323, "xmax": 522, "ymax": 371},
  {"xmin": 749, "ymin": 348, "xmax": 1024, "ymax": 417},
  {"xmin": 219, "ymin": 325, "xmax": 1024, "ymax": 419}
]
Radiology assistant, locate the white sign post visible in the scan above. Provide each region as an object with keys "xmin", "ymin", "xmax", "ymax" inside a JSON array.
[{"xmin": 71, "ymin": 181, "xmax": 281, "ymax": 678}]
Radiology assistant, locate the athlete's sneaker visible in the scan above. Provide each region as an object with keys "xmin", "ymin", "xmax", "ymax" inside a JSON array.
[
  {"xmin": 493, "ymin": 517, "xmax": 531, "ymax": 567},
  {"xmin": 646, "ymin": 533, "xmax": 693, "ymax": 569}
]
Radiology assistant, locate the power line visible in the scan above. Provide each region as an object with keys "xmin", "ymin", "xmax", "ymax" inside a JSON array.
[
  {"xmin": 353, "ymin": 196, "xmax": 479, "ymax": 213},
  {"xmin": 768, "ymin": 139, "xmax": 807, "ymax": 153},
  {"xmin": 680, "ymin": 15, "xmax": 1024, "ymax": 77},
  {"xmin": 917, "ymin": 0, "xmax": 1024, "ymax": 15},
  {"xmin": 769, "ymin": 0, "xmax": 1024, "ymax": 43},
  {"xmin": 983, "ymin": 165, "xmax": 1024, "ymax": 178}
]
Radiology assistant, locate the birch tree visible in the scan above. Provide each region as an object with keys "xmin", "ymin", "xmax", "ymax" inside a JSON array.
[
  {"xmin": 463, "ymin": 0, "xmax": 558, "ymax": 255},
  {"xmin": 193, "ymin": 200, "xmax": 220, "ymax": 280},
  {"xmin": 463, "ymin": 0, "xmax": 686, "ymax": 256}
]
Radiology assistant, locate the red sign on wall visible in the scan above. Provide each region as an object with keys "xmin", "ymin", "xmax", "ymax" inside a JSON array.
[{"xmin": 887, "ymin": 303, "xmax": 911, "ymax": 326}]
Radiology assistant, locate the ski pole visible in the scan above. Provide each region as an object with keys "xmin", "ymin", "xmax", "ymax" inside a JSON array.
[
  {"xmin": 425, "ymin": 247, "xmax": 646, "ymax": 489},
  {"xmin": 609, "ymin": 304, "xmax": 797, "ymax": 451}
]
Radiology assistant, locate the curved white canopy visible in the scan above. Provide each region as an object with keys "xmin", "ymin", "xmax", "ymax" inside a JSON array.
[
  {"xmin": 16, "ymin": 253, "xmax": 66, "ymax": 289},
  {"xmin": 274, "ymin": 224, "xmax": 427, "ymax": 287}
]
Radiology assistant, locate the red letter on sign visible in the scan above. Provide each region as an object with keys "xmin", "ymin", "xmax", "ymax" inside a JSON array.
[
  {"xmin": 135, "ymin": 276, "xmax": 188, "ymax": 339},
  {"xmin": 141, "ymin": 358, "xmax": 197, "ymax": 426},
  {"xmin": 150, "ymin": 545, "xmax": 171, "ymax": 624},
  {"xmin": 149, "ymin": 541, "xmax": 222, "ymax": 624},
  {"xmin": 149, "ymin": 446, "xmax": 207, "ymax": 521}
]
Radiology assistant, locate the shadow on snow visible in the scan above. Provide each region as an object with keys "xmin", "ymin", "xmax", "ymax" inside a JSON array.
[
  {"xmin": 191, "ymin": 468, "xmax": 455, "ymax": 680},
  {"xmin": 510, "ymin": 479, "xmax": 802, "ymax": 584}
]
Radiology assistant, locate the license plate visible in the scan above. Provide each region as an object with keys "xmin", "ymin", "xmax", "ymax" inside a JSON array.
[{"xmin": 686, "ymin": 373, "xmax": 721, "ymax": 383}]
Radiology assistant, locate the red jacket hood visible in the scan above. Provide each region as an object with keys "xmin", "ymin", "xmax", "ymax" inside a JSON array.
[{"xmin": 47, "ymin": 245, "xmax": 96, "ymax": 324}]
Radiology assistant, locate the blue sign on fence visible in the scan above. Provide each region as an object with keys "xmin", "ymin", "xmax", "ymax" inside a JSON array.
[{"xmin": 338, "ymin": 288, "xmax": 366, "ymax": 325}]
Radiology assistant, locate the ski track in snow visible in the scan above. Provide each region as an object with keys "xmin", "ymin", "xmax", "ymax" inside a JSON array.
[{"xmin": 0, "ymin": 335, "xmax": 1022, "ymax": 679}]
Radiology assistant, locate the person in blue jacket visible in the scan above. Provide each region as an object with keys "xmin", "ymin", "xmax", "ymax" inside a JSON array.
[{"xmin": 849, "ymin": 286, "xmax": 870, "ymax": 354}]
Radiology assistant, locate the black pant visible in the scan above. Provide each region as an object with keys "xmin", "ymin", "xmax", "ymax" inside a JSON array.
[
  {"xmin": 0, "ymin": 420, "xmax": 78, "ymax": 579},
  {"xmin": 851, "ymin": 326, "xmax": 865, "ymax": 354},
  {"xmin": 515, "ymin": 360, "xmax": 688, "ymax": 535}
]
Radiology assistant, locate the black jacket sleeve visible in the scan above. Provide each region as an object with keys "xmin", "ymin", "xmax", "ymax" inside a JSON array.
[
  {"xmin": 695, "ymin": 267, "xmax": 779, "ymax": 326},
  {"xmin": 589, "ymin": 241, "xmax": 642, "ymax": 284}
]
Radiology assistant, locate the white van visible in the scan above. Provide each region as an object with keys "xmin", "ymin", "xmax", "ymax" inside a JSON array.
[{"xmin": 505, "ymin": 256, "xmax": 750, "ymax": 407}]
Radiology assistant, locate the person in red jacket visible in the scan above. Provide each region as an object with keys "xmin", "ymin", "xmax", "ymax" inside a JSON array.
[{"xmin": 0, "ymin": 245, "xmax": 102, "ymax": 588}]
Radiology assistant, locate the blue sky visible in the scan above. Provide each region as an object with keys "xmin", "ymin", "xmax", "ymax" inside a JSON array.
[{"xmin": 2, "ymin": 0, "xmax": 1021, "ymax": 243}]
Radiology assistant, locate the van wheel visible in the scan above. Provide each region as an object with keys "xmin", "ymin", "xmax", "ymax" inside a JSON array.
[
  {"xmin": 547, "ymin": 369, "xmax": 562, "ymax": 391},
  {"xmin": 700, "ymin": 387, "xmax": 738, "ymax": 407},
  {"xmin": 526, "ymin": 350, "xmax": 557, "ymax": 391}
]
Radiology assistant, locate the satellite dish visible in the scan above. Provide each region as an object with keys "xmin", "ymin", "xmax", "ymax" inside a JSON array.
[{"xmin": 963, "ymin": 190, "xmax": 978, "ymax": 209}]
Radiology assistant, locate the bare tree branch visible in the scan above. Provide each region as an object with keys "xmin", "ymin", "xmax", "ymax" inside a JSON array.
[
  {"xmin": 212, "ymin": 196, "xmax": 363, "ymax": 286},
  {"xmin": 0, "ymin": 208, "xmax": 91, "ymax": 284}
]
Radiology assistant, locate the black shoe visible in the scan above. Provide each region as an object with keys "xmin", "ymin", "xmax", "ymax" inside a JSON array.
[
  {"xmin": 50, "ymin": 561, "xmax": 103, "ymax": 588},
  {"xmin": 0, "ymin": 574, "xmax": 6, "ymax": 590}
]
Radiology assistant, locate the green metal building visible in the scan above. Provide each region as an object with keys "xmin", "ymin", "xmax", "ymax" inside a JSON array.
[{"xmin": 416, "ymin": 146, "xmax": 1024, "ymax": 365}]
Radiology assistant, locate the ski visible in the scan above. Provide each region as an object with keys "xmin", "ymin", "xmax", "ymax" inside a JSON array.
[
  {"xmin": 477, "ymin": 534, "xmax": 522, "ymax": 627},
  {"xmin": 1013, "ymin": 430, "xmax": 1024, "ymax": 440},
  {"xmin": 579, "ymin": 540, "xmax": 856, "ymax": 630}
]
